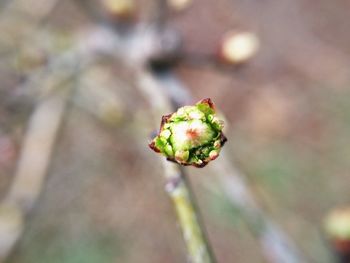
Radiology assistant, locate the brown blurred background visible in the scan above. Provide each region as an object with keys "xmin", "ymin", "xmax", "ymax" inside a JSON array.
[{"xmin": 1, "ymin": 0, "xmax": 350, "ymax": 262}]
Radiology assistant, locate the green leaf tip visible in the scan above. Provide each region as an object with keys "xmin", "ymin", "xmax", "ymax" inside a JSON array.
[{"xmin": 149, "ymin": 98, "xmax": 227, "ymax": 167}]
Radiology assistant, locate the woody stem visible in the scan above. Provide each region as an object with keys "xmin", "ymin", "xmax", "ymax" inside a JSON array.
[
  {"xmin": 136, "ymin": 70, "xmax": 216, "ymax": 263},
  {"xmin": 163, "ymin": 161, "xmax": 216, "ymax": 263}
]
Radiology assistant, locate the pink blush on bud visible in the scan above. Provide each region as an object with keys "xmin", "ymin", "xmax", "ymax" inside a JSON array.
[{"xmin": 186, "ymin": 128, "xmax": 199, "ymax": 140}]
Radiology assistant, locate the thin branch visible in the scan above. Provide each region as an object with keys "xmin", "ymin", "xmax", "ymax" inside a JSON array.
[
  {"xmin": 165, "ymin": 162, "xmax": 215, "ymax": 263},
  {"xmin": 5, "ymin": 88, "xmax": 71, "ymax": 212},
  {"xmin": 136, "ymin": 70, "xmax": 216, "ymax": 263}
]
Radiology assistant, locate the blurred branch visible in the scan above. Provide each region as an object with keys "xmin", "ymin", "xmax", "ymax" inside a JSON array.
[
  {"xmin": 5, "ymin": 87, "xmax": 71, "ymax": 212},
  {"xmin": 153, "ymin": 0, "xmax": 169, "ymax": 29},
  {"xmin": 0, "ymin": 87, "xmax": 71, "ymax": 261},
  {"xmin": 0, "ymin": 47, "xmax": 86, "ymax": 262},
  {"xmin": 211, "ymin": 151, "xmax": 305, "ymax": 263}
]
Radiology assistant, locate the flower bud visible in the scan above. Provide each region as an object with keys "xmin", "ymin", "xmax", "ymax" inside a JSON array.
[
  {"xmin": 218, "ymin": 31, "xmax": 259, "ymax": 65},
  {"xmin": 149, "ymin": 98, "xmax": 227, "ymax": 167}
]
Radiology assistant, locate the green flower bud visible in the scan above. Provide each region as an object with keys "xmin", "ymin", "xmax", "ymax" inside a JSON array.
[{"xmin": 149, "ymin": 98, "xmax": 227, "ymax": 167}]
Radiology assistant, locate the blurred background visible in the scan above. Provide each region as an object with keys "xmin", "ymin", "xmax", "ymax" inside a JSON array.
[{"xmin": 1, "ymin": 0, "xmax": 350, "ymax": 262}]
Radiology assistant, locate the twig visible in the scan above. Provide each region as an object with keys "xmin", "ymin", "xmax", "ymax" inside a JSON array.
[
  {"xmin": 165, "ymin": 162, "xmax": 215, "ymax": 263},
  {"xmin": 136, "ymin": 70, "xmax": 216, "ymax": 263},
  {"xmin": 4, "ymin": 88, "xmax": 71, "ymax": 212}
]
